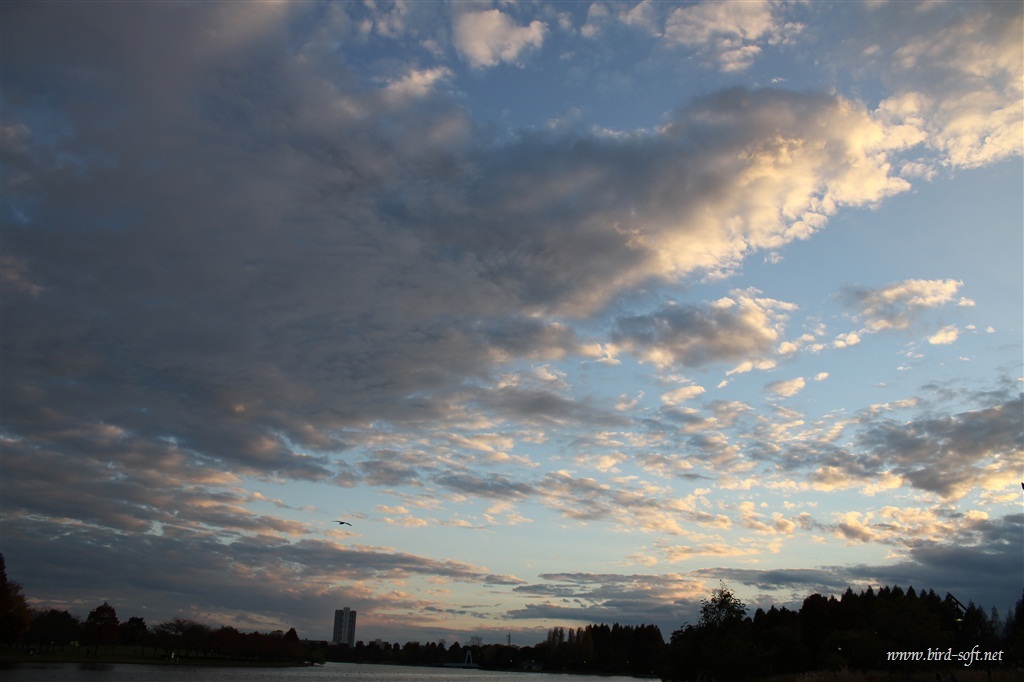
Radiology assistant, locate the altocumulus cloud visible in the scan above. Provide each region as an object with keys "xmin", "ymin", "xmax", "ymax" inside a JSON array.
[{"xmin": 453, "ymin": 7, "xmax": 548, "ymax": 68}]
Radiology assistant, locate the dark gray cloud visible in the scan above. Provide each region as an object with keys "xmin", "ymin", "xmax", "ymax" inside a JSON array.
[
  {"xmin": 841, "ymin": 513, "xmax": 1023, "ymax": 614},
  {"xmin": 432, "ymin": 469, "xmax": 537, "ymax": 500},
  {"xmin": 854, "ymin": 394, "xmax": 1022, "ymax": 499},
  {"xmin": 3, "ymin": 5, "xmax": 906, "ymax": 502},
  {"xmin": 475, "ymin": 386, "xmax": 617, "ymax": 426},
  {"xmin": 612, "ymin": 294, "xmax": 792, "ymax": 368},
  {"xmin": 509, "ymin": 572, "xmax": 703, "ymax": 629},
  {"xmin": 690, "ymin": 567, "xmax": 852, "ymax": 595},
  {"xmin": 752, "ymin": 389, "xmax": 1022, "ymax": 500},
  {"xmin": 358, "ymin": 451, "xmax": 427, "ymax": 488},
  {"xmin": 5, "ymin": 514, "xmax": 515, "ymax": 638},
  {"xmin": 505, "ymin": 600, "xmax": 693, "ymax": 630}
]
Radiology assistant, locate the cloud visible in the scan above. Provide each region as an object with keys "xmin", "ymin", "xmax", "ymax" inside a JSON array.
[
  {"xmin": 7, "ymin": 513, "xmax": 520, "ymax": 638},
  {"xmin": 432, "ymin": 469, "xmax": 536, "ymax": 501},
  {"xmin": 0, "ymin": 82, "xmax": 915, "ymax": 495},
  {"xmin": 1, "ymin": 256, "xmax": 44, "ymax": 296},
  {"xmin": 841, "ymin": 513, "xmax": 1023, "ymax": 612},
  {"xmin": 535, "ymin": 471, "xmax": 729, "ymax": 534},
  {"xmin": 618, "ymin": 0, "xmax": 662, "ymax": 36},
  {"xmin": 453, "ymin": 9, "xmax": 547, "ymax": 68},
  {"xmin": 613, "ymin": 292, "xmax": 795, "ymax": 370},
  {"xmin": 690, "ymin": 567, "xmax": 850, "ymax": 595},
  {"xmin": 382, "ymin": 66, "xmax": 453, "ymax": 101},
  {"xmin": 379, "ymin": 506, "xmax": 431, "ymax": 528},
  {"xmin": 766, "ymin": 377, "xmax": 806, "ymax": 398},
  {"xmin": 635, "ymin": 453, "xmax": 699, "ymax": 480},
  {"xmin": 876, "ymin": 2, "xmax": 1023, "ymax": 169},
  {"xmin": 663, "ymin": 0, "xmax": 801, "ymax": 72},
  {"xmin": 841, "ymin": 279, "xmax": 965, "ymax": 331},
  {"xmin": 661, "ymin": 384, "xmax": 707, "ymax": 405},
  {"xmin": 927, "ymin": 325, "xmax": 959, "ymax": 345},
  {"xmin": 660, "ymin": 543, "xmax": 760, "ymax": 562},
  {"xmin": 357, "ymin": 0, "xmax": 426, "ymax": 40},
  {"xmin": 833, "ymin": 331, "xmax": 861, "ymax": 349},
  {"xmin": 764, "ymin": 388, "xmax": 1022, "ymax": 502},
  {"xmin": 509, "ymin": 571, "xmax": 704, "ymax": 626},
  {"xmin": 682, "ymin": 514, "xmax": 1022, "ymax": 615},
  {"xmin": 834, "ymin": 511, "xmax": 879, "ymax": 543},
  {"xmin": 394, "ymin": 88, "xmax": 910, "ymax": 320},
  {"xmin": 358, "ymin": 451, "xmax": 426, "ymax": 488},
  {"xmin": 854, "ymin": 394, "xmax": 1023, "ymax": 500},
  {"xmin": 580, "ymin": 3, "xmax": 611, "ymax": 39},
  {"xmin": 738, "ymin": 501, "xmax": 797, "ymax": 535}
]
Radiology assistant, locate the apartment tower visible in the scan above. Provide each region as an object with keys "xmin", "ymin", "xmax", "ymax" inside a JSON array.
[{"xmin": 332, "ymin": 607, "xmax": 357, "ymax": 646}]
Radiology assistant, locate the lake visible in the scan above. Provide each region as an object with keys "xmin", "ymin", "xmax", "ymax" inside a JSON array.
[{"xmin": 1, "ymin": 661, "xmax": 653, "ymax": 681}]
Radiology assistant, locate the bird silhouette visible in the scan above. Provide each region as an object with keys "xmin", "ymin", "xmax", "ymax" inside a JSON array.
[{"xmin": 336, "ymin": 520, "xmax": 352, "ymax": 526}]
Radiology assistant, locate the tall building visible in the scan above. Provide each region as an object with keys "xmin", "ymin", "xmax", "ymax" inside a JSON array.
[{"xmin": 332, "ymin": 607, "xmax": 357, "ymax": 646}]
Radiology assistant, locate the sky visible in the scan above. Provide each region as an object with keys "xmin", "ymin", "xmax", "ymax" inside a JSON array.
[{"xmin": 2, "ymin": 0, "xmax": 1022, "ymax": 647}]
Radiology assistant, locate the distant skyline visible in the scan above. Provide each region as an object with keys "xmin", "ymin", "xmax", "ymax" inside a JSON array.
[{"xmin": 2, "ymin": 0, "xmax": 1021, "ymax": 645}]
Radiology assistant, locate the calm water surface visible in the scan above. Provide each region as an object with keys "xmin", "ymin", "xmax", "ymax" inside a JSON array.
[{"xmin": 2, "ymin": 661, "xmax": 651, "ymax": 681}]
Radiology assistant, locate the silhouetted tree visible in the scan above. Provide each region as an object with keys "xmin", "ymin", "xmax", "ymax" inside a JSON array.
[
  {"xmin": 210, "ymin": 626, "xmax": 243, "ymax": 658},
  {"xmin": 798, "ymin": 592, "xmax": 837, "ymax": 668},
  {"xmin": 1004, "ymin": 590, "xmax": 1024, "ymax": 667},
  {"xmin": 0, "ymin": 554, "xmax": 30, "ymax": 644},
  {"xmin": 27, "ymin": 608, "xmax": 81, "ymax": 652},
  {"xmin": 154, "ymin": 617, "xmax": 211, "ymax": 657},
  {"xmin": 958, "ymin": 600, "xmax": 1000, "ymax": 651},
  {"xmin": 304, "ymin": 638, "xmax": 327, "ymax": 664},
  {"xmin": 666, "ymin": 584, "xmax": 757, "ymax": 681},
  {"xmin": 118, "ymin": 616, "xmax": 148, "ymax": 653},
  {"xmin": 699, "ymin": 584, "xmax": 747, "ymax": 630},
  {"xmin": 82, "ymin": 602, "xmax": 119, "ymax": 654},
  {"xmin": 752, "ymin": 605, "xmax": 808, "ymax": 674},
  {"xmin": 543, "ymin": 626, "xmax": 568, "ymax": 670}
]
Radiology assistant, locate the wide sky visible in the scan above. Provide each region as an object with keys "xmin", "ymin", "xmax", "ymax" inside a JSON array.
[{"xmin": 2, "ymin": 0, "xmax": 1022, "ymax": 646}]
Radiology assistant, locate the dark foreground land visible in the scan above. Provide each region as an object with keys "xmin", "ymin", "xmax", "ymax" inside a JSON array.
[
  {"xmin": 2, "ymin": 647, "xmax": 1022, "ymax": 681},
  {"xmin": 763, "ymin": 673, "xmax": 1022, "ymax": 682}
]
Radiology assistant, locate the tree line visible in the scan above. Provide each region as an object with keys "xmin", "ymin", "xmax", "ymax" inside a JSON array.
[
  {"xmin": 20, "ymin": 605, "xmax": 319, "ymax": 664},
  {"xmin": 0, "ymin": 555, "xmax": 322, "ymax": 664},
  {"xmin": 3, "ymin": 552, "xmax": 1022, "ymax": 677},
  {"xmin": 662, "ymin": 584, "xmax": 1024, "ymax": 681},
  {"xmin": 324, "ymin": 622, "xmax": 666, "ymax": 676}
]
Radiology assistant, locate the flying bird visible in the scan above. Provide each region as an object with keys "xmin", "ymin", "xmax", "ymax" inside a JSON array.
[{"xmin": 336, "ymin": 520, "xmax": 352, "ymax": 526}]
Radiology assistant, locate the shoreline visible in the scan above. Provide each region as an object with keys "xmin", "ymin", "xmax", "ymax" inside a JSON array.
[{"xmin": 0, "ymin": 649, "xmax": 308, "ymax": 669}]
